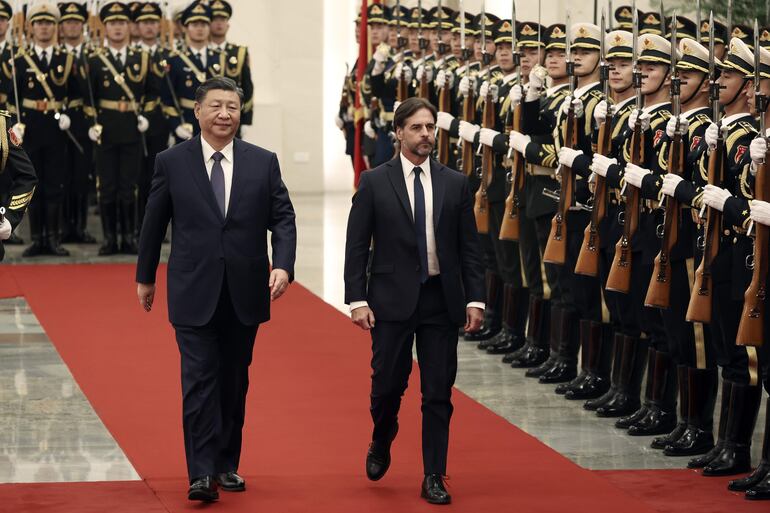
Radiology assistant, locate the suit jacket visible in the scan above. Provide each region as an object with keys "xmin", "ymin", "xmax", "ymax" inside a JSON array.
[
  {"xmin": 344, "ymin": 157, "xmax": 485, "ymax": 326},
  {"xmin": 136, "ymin": 135, "xmax": 296, "ymax": 326}
]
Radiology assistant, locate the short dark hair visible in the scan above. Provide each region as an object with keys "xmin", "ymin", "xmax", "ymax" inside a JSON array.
[
  {"xmin": 195, "ymin": 76, "xmax": 245, "ymax": 106},
  {"xmin": 393, "ymin": 97, "xmax": 437, "ymax": 129}
]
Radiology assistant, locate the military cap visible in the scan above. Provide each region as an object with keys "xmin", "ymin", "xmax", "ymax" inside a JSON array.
[
  {"xmin": 367, "ymin": 3, "xmax": 387, "ymax": 25},
  {"xmin": 571, "ymin": 23, "xmax": 601, "ymax": 50},
  {"xmin": 677, "ymin": 38, "xmax": 713, "ymax": 74},
  {"xmin": 721, "ymin": 37, "xmax": 755, "ymax": 76},
  {"xmin": 133, "ymin": 2, "xmax": 161, "ymax": 22},
  {"xmin": 614, "ymin": 6, "xmax": 638, "ymax": 30},
  {"xmin": 544, "ymin": 23, "xmax": 567, "ymax": 51},
  {"xmin": 390, "ymin": 5, "xmax": 410, "ymax": 27},
  {"xmin": 758, "ymin": 45, "xmax": 770, "ymax": 79},
  {"xmin": 428, "ymin": 6, "xmax": 454, "ymax": 31},
  {"xmin": 640, "ymin": 11, "xmax": 664, "ymax": 35},
  {"xmin": 451, "ymin": 10, "xmax": 474, "ymax": 35},
  {"xmin": 605, "ymin": 30, "xmax": 633, "ymax": 59},
  {"xmin": 181, "ymin": 1, "xmax": 211, "ymax": 25},
  {"xmin": 408, "ymin": 6, "xmax": 429, "ymax": 29},
  {"xmin": 0, "ymin": 0, "xmax": 12, "ymax": 20},
  {"xmin": 28, "ymin": 2, "xmax": 61, "ymax": 23},
  {"xmin": 666, "ymin": 15, "xmax": 697, "ymax": 41},
  {"xmin": 730, "ymin": 24, "xmax": 754, "ymax": 47},
  {"xmin": 517, "ymin": 21, "xmax": 545, "ymax": 48},
  {"xmin": 700, "ymin": 19, "xmax": 728, "ymax": 45},
  {"xmin": 128, "ymin": 1, "xmax": 141, "ymax": 16},
  {"xmin": 210, "ymin": 0, "xmax": 232, "ymax": 19},
  {"xmin": 760, "ymin": 27, "xmax": 770, "ymax": 49},
  {"xmin": 492, "ymin": 19, "xmax": 514, "ymax": 45},
  {"xmin": 99, "ymin": 1, "xmax": 130, "ymax": 23},
  {"xmin": 472, "ymin": 12, "xmax": 499, "ymax": 38},
  {"xmin": 58, "ymin": 2, "xmax": 87, "ymax": 23},
  {"xmin": 638, "ymin": 33, "xmax": 674, "ymax": 65}
]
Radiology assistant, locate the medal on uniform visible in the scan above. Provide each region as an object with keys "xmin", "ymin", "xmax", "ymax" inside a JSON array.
[
  {"xmin": 56, "ymin": 65, "xmax": 63, "ymax": 73},
  {"xmin": 133, "ymin": 63, "xmax": 139, "ymax": 70},
  {"xmin": 104, "ymin": 80, "xmax": 110, "ymax": 87},
  {"xmin": 229, "ymin": 56, "xmax": 237, "ymax": 65},
  {"xmin": 212, "ymin": 63, "xmax": 220, "ymax": 72},
  {"xmin": 185, "ymin": 79, "xmax": 193, "ymax": 87}
]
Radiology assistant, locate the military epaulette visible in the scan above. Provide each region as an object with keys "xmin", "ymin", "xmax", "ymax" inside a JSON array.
[
  {"xmin": 738, "ymin": 121, "xmax": 757, "ymax": 133},
  {"xmin": 0, "ymin": 110, "xmax": 10, "ymax": 118},
  {"xmin": 650, "ymin": 110, "xmax": 671, "ymax": 130},
  {"xmin": 586, "ymin": 89, "xmax": 604, "ymax": 101},
  {"xmin": 694, "ymin": 113, "xmax": 712, "ymax": 125}
]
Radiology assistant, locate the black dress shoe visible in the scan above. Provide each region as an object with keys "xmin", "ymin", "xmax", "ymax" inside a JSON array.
[
  {"xmin": 188, "ymin": 476, "xmax": 219, "ymax": 502},
  {"xmin": 22, "ymin": 240, "xmax": 45, "ymax": 257},
  {"xmin": 366, "ymin": 423, "xmax": 398, "ymax": 481},
  {"xmin": 421, "ymin": 474, "xmax": 451, "ymax": 505},
  {"xmin": 216, "ymin": 471, "xmax": 246, "ymax": 491},
  {"xmin": 729, "ymin": 461, "xmax": 770, "ymax": 491}
]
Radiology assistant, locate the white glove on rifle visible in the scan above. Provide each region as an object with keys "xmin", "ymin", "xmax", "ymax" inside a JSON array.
[
  {"xmin": 661, "ymin": 174, "xmax": 683, "ymax": 197},
  {"xmin": 394, "ymin": 62, "xmax": 413, "ymax": 82},
  {"xmin": 479, "ymin": 81, "xmax": 499, "ymax": 102},
  {"xmin": 10, "ymin": 123, "xmax": 25, "ymax": 145},
  {"xmin": 593, "ymin": 100, "xmax": 608, "ymax": 125},
  {"xmin": 702, "ymin": 184, "xmax": 732, "ymax": 212},
  {"xmin": 509, "ymin": 85, "xmax": 523, "ymax": 109},
  {"xmin": 666, "ymin": 116, "xmax": 689, "ymax": 138},
  {"xmin": 416, "ymin": 64, "xmax": 434, "ymax": 83},
  {"xmin": 0, "ymin": 218, "xmax": 11, "ymax": 241},
  {"xmin": 704, "ymin": 122, "xmax": 728, "ymax": 150},
  {"xmin": 458, "ymin": 75, "xmax": 475, "ymax": 97},
  {"xmin": 560, "ymin": 96, "xmax": 584, "ymax": 117},
  {"xmin": 508, "ymin": 130, "xmax": 531, "ymax": 154},
  {"xmin": 364, "ymin": 120, "xmax": 376, "ymax": 139},
  {"xmin": 591, "ymin": 154, "xmax": 617, "ymax": 177},
  {"xmin": 558, "ymin": 147, "xmax": 583, "ymax": 168},
  {"xmin": 750, "ymin": 137, "xmax": 767, "ymax": 176},
  {"xmin": 750, "ymin": 200, "xmax": 770, "ymax": 227},
  {"xmin": 435, "ymin": 69, "xmax": 454, "ymax": 89},
  {"xmin": 458, "ymin": 120, "xmax": 480, "ymax": 143},
  {"xmin": 57, "ymin": 113, "xmax": 71, "ymax": 131},
  {"xmin": 87, "ymin": 124, "xmax": 102, "ymax": 143},
  {"xmin": 175, "ymin": 124, "xmax": 193, "ymax": 141},
  {"xmin": 623, "ymin": 163, "xmax": 651, "ymax": 188},
  {"xmin": 525, "ymin": 66, "xmax": 546, "ymax": 102},
  {"xmin": 137, "ymin": 115, "xmax": 149, "ymax": 133},
  {"xmin": 478, "ymin": 127, "xmax": 499, "ymax": 147},
  {"xmin": 628, "ymin": 109, "xmax": 650, "ymax": 131},
  {"xmin": 436, "ymin": 111, "xmax": 454, "ymax": 131}
]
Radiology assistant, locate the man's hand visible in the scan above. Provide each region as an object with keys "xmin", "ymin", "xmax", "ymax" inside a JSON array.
[
  {"xmin": 269, "ymin": 268, "xmax": 290, "ymax": 301},
  {"xmin": 465, "ymin": 307, "xmax": 484, "ymax": 333},
  {"xmin": 137, "ymin": 282, "xmax": 156, "ymax": 312},
  {"xmin": 351, "ymin": 305, "xmax": 376, "ymax": 330}
]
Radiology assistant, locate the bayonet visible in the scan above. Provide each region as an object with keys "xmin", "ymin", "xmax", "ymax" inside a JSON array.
[
  {"xmin": 460, "ymin": 0, "xmax": 467, "ymax": 64},
  {"xmin": 727, "ymin": 0, "xmax": 733, "ymax": 42},
  {"xmin": 755, "ymin": 18, "xmax": 766, "ymax": 144},
  {"xmin": 659, "ymin": 0, "xmax": 666, "ymax": 36},
  {"xmin": 696, "ymin": 0, "xmax": 701, "ymax": 44},
  {"xmin": 437, "ymin": 0, "xmax": 446, "ymax": 56},
  {"xmin": 418, "ymin": 0, "xmax": 428, "ymax": 52},
  {"xmin": 566, "ymin": 9, "xmax": 574, "ymax": 96},
  {"xmin": 608, "ymin": 0, "xmax": 613, "ymax": 31}
]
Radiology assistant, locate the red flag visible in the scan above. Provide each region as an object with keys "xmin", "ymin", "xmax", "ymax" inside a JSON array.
[{"xmin": 352, "ymin": 0, "xmax": 368, "ymax": 188}]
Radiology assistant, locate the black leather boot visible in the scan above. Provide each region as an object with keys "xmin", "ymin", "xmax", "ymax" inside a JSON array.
[
  {"xmin": 584, "ymin": 332, "xmax": 624, "ymax": 410},
  {"xmin": 525, "ymin": 305, "xmax": 562, "ymax": 378},
  {"xmin": 564, "ymin": 322, "xmax": 612, "ymax": 400},
  {"xmin": 556, "ymin": 319, "xmax": 593, "ymax": 394},
  {"xmin": 596, "ymin": 335, "xmax": 648, "ymax": 418},
  {"xmin": 487, "ymin": 286, "xmax": 526, "ymax": 354},
  {"xmin": 98, "ymin": 202, "xmax": 119, "ymax": 256},
  {"xmin": 628, "ymin": 350, "xmax": 678, "ymax": 436},
  {"xmin": 731, "ymin": 402, "xmax": 770, "ymax": 492},
  {"xmin": 652, "ymin": 364, "xmax": 688, "ymax": 449},
  {"xmin": 702, "ymin": 383, "xmax": 761, "ymax": 476},
  {"xmin": 613, "ymin": 345, "xmax": 654, "ymax": 426},
  {"xmin": 76, "ymin": 194, "xmax": 96, "ymax": 243},
  {"xmin": 22, "ymin": 200, "xmax": 45, "ymax": 257},
  {"xmin": 504, "ymin": 295, "xmax": 536, "ymax": 363},
  {"xmin": 120, "ymin": 201, "xmax": 138, "ymax": 254},
  {"xmin": 45, "ymin": 202, "xmax": 70, "ymax": 256},
  {"xmin": 465, "ymin": 271, "xmax": 502, "ymax": 342},
  {"xmin": 509, "ymin": 298, "xmax": 550, "ymax": 367},
  {"xmin": 687, "ymin": 379, "xmax": 731, "ymax": 467},
  {"xmin": 539, "ymin": 309, "xmax": 579, "ymax": 384}
]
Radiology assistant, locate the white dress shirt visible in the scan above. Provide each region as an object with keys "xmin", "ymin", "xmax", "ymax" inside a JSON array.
[
  {"xmin": 201, "ymin": 136, "xmax": 234, "ymax": 215},
  {"xmin": 34, "ymin": 44, "xmax": 52, "ymax": 65},
  {"xmin": 209, "ymin": 41, "xmax": 227, "ymax": 52},
  {"xmin": 139, "ymin": 42, "xmax": 158, "ymax": 56},
  {"xmin": 349, "ymin": 153, "xmax": 485, "ymax": 313},
  {"xmin": 64, "ymin": 42, "xmax": 83, "ymax": 59},
  {"xmin": 108, "ymin": 45, "xmax": 128, "ymax": 65},
  {"xmin": 189, "ymin": 46, "xmax": 207, "ymax": 68}
]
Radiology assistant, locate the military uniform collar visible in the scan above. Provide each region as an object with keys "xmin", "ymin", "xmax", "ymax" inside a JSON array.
[
  {"xmin": 547, "ymin": 83, "xmax": 569, "ymax": 96},
  {"xmin": 140, "ymin": 42, "xmax": 158, "ymax": 54},
  {"xmin": 680, "ymin": 106, "xmax": 710, "ymax": 120},
  {"xmin": 33, "ymin": 44, "xmax": 53, "ymax": 59},
  {"xmin": 721, "ymin": 112, "xmax": 753, "ymax": 127},
  {"xmin": 642, "ymin": 101, "xmax": 670, "ymax": 115},
  {"xmin": 209, "ymin": 41, "xmax": 227, "ymax": 52},
  {"xmin": 573, "ymin": 80, "xmax": 599, "ymax": 99},
  {"xmin": 614, "ymin": 95, "xmax": 635, "ymax": 111}
]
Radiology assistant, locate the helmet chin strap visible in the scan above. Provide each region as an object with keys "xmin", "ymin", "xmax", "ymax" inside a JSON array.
[
  {"xmin": 722, "ymin": 78, "xmax": 749, "ymax": 108},
  {"xmin": 681, "ymin": 74, "xmax": 708, "ymax": 106}
]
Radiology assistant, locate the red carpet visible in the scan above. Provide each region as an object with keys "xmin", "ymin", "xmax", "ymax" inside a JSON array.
[{"xmin": 0, "ymin": 264, "xmax": 746, "ymax": 512}]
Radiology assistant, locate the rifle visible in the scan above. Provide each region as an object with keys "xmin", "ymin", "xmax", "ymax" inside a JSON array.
[
  {"xmin": 87, "ymin": 0, "xmax": 104, "ymax": 50},
  {"xmin": 8, "ymin": 0, "xmax": 23, "ymax": 127},
  {"xmin": 436, "ymin": 0, "xmax": 451, "ymax": 164},
  {"xmin": 575, "ymin": 8, "xmax": 610, "ymax": 276},
  {"xmin": 645, "ymin": 12, "xmax": 682, "ymax": 308},
  {"xmin": 160, "ymin": 0, "xmax": 174, "ymax": 51},
  {"xmin": 395, "ymin": 0, "xmax": 409, "ymax": 102},
  {"xmin": 417, "ymin": 0, "xmax": 430, "ymax": 99},
  {"xmin": 736, "ymin": 19, "xmax": 767, "ymax": 346},
  {"xmin": 543, "ymin": 10, "xmax": 577, "ymax": 265},
  {"xmin": 686, "ymin": 11, "xmax": 722, "ymax": 323},
  {"xmin": 606, "ymin": 3, "xmax": 644, "ymax": 293},
  {"xmin": 500, "ymin": 0, "xmax": 525, "ymax": 241},
  {"xmin": 458, "ymin": 0, "xmax": 476, "ymax": 177},
  {"xmin": 474, "ymin": 6, "xmax": 493, "ymax": 233}
]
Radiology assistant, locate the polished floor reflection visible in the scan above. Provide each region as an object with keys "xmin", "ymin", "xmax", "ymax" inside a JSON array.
[
  {"xmin": 0, "ymin": 298, "xmax": 139, "ymax": 483},
  {"xmin": 3, "ymin": 192, "xmax": 765, "ymax": 472}
]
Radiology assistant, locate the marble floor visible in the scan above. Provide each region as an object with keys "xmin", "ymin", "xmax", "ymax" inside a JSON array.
[{"xmin": 1, "ymin": 192, "xmax": 765, "ymax": 478}]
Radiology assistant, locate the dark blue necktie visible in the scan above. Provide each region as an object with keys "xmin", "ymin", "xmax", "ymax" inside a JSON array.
[
  {"xmin": 211, "ymin": 151, "xmax": 226, "ymax": 217},
  {"xmin": 413, "ymin": 166, "xmax": 429, "ymax": 283}
]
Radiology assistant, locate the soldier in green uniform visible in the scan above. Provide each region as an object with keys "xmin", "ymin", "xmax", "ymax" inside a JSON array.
[{"xmin": 83, "ymin": 1, "xmax": 158, "ymax": 255}]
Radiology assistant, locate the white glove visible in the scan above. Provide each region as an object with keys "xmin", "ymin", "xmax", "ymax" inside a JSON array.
[
  {"xmin": 175, "ymin": 124, "xmax": 193, "ymax": 141},
  {"xmin": 593, "ymin": 100, "xmax": 608, "ymax": 125},
  {"xmin": 57, "ymin": 113, "xmax": 71, "ymax": 131},
  {"xmin": 436, "ymin": 111, "xmax": 454, "ymax": 131},
  {"xmin": 750, "ymin": 200, "xmax": 770, "ymax": 227},
  {"xmin": 335, "ymin": 114, "xmax": 344, "ymax": 129},
  {"xmin": 661, "ymin": 173, "xmax": 684, "ymax": 197},
  {"xmin": 665, "ymin": 116, "xmax": 689, "ymax": 138},
  {"xmin": 704, "ymin": 122, "xmax": 728, "ymax": 150},
  {"xmin": 373, "ymin": 44, "xmax": 389, "ymax": 63},
  {"xmin": 509, "ymin": 85, "xmax": 523, "ymax": 108},
  {"xmin": 526, "ymin": 67, "xmax": 546, "ymax": 101},
  {"xmin": 560, "ymin": 96, "xmax": 584, "ymax": 117},
  {"xmin": 509, "ymin": 130, "xmax": 531, "ymax": 154},
  {"xmin": 458, "ymin": 75, "xmax": 475, "ymax": 97},
  {"xmin": 10, "ymin": 123, "xmax": 24, "ymax": 144},
  {"xmin": 591, "ymin": 154, "xmax": 617, "ymax": 177},
  {"xmin": 628, "ymin": 109, "xmax": 650, "ymax": 131},
  {"xmin": 87, "ymin": 124, "xmax": 102, "ymax": 142},
  {"xmin": 393, "ymin": 100, "xmax": 401, "ymax": 113},
  {"xmin": 0, "ymin": 218, "xmax": 11, "ymax": 241},
  {"xmin": 479, "ymin": 127, "xmax": 499, "ymax": 147},
  {"xmin": 364, "ymin": 120, "xmax": 376, "ymax": 138},
  {"xmin": 394, "ymin": 62, "xmax": 412, "ymax": 82},
  {"xmin": 416, "ymin": 64, "xmax": 433, "ymax": 83},
  {"xmin": 702, "ymin": 184, "xmax": 732, "ymax": 212},
  {"xmin": 750, "ymin": 136, "xmax": 767, "ymax": 164},
  {"xmin": 623, "ymin": 163, "xmax": 651, "ymax": 188},
  {"xmin": 479, "ymin": 81, "xmax": 499, "ymax": 102},
  {"xmin": 137, "ymin": 115, "xmax": 149, "ymax": 133},
  {"xmin": 558, "ymin": 147, "xmax": 583, "ymax": 168},
  {"xmin": 458, "ymin": 120, "xmax": 480, "ymax": 143},
  {"xmin": 435, "ymin": 69, "xmax": 454, "ymax": 89}
]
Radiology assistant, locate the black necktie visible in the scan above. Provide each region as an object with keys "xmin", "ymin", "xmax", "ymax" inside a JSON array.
[
  {"xmin": 116, "ymin": 52, "xmax": 123, "ymax": 68},
  {"xmin": 211, "ymin": 151, "xmax": 226, "ymax": 217},
  {"xmin": 39, "ymin": 51, "xmax": 49, "ymax": 70},
  {"xmin": 413, "ymin": 167, "xmax": 429, "ymax": 283}
]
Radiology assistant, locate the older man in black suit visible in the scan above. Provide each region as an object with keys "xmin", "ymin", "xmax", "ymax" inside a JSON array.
[
  {"xmin": 344, "ymin": 97, "xmax": 485, "ymax": 505},
  {"xmin": 136, "ymin": 77, "xmax": 296, "ymax": 502}
]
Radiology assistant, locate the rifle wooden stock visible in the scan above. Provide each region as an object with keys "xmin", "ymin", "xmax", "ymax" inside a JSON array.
[
  {"xmin": 437, "ymin": 86, "xmax": 451, "ymax": 165},
  {"xmin": 419, "ymin": 67, "xmax": 430, "ymax": 99},
  {"xmin": 645, "ymin": 130, "xmax": 685, "ymax": 308},
  {"xmin": 500, "ymin": 100, "xmax": 524, "ymax": 241},
  {"xmin": 737, "ymin": 159, "xmax": 769, "ymax": 347},
  {"xmin": 474, "ymin": 89, "xmax": 495, "ymax": 234},
  {"xmin": 575, "ymin": 118, "xmax": 611, "ymax": 276},
  {"xmin": 460, "ymin": 89, "xmax": 476, "ymax": 177},
  {"xmin": 543, "ymin": 106, "xmax": 578, "ymax": 265},
  {"xmin": 397, "ymin": 75, "xmax": 408, "ymax": 102},
  {"xmin": 686, "ymin": 141, "xmax": 724, "ymax": 323},
  {"xmin": 606, "ymin": 126, "xmax": 644, "ymax": 293}
]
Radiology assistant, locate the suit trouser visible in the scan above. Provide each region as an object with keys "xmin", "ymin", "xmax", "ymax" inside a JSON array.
[
  {"xmin": 370, "ymin": 276, "xmax": 458, "ymax": 475},
  {"xmin": 173, "ymin": 280, "xmax": 258, "ymax": 481}
]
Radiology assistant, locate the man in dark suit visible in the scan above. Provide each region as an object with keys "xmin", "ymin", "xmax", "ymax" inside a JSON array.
[
  {"xmin": 344, "ymin": 97, "xmax": 485, "ymax": 505},
  {"xmin": 136, "ymin": 77, "xmax": 296, "ymax": 502}
]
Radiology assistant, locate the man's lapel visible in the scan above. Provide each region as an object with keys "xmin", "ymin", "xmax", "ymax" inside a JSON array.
[
  {"xmin": 225, "ymin": 139, "xmax": 246, "ymax": 223},
  {"xmin": 187, "ymin": 135, "xmax": 225, "ymax": 222},
  {"xmin": 431, "ymin": 160, "xmax": 445, "ymax": 230},
  {"xmin": 386, "ymin": 158, "xmax": 414, "ymax": 224}
]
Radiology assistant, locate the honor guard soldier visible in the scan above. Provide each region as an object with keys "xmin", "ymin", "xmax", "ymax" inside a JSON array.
[
  {"xmin": 59, "ymin": 1, "xmax": 96, "ymax": 244},
  {"xmin": 128, "ymin": 1, "xmax": 142, "ymax": 46},
  {"xmin": 699, "ymin": 18, "xmax": 728, "ymax": 61},
  {"xmin": 0, "ymin": 0, "xmax": 12, "ymax": 112},
  {"xmin": 10, "ymin": 2, "xmax": 80, "ymax": 257},
  {"xmin": 83, "ymin": 1, "xmax": 158, "ymax": 256},
  {"xmin": 0, "ymin": 111, "xmax": 38, "ymax": 261},
  {"xmin": 335, "ymin": 14, "xmax": 362, "ymax": 168},
  {"xmin": 132, "ymin": 1, "xmax": 170, "ymax": 233},
  {"xmin": 161, "ymin": 1, "xmax": 225, "ymax": 143},
  {"xmin": 208, "ymin": 0, "xmax": 254, "ymax": 131}
]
